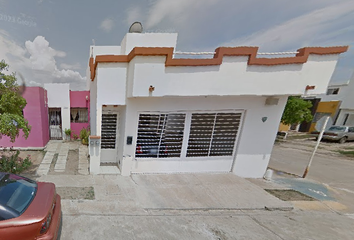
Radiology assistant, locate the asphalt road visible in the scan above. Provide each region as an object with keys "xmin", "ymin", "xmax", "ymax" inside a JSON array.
[{"xmin": 269, "ymin": 142, "xmax": 354, "ymax": 214}]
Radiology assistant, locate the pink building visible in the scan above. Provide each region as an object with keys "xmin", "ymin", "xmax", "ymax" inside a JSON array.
[
  {"xmin": 0, "ymin": 85, "xmax": 91, "ymax": 149},
  {"xmin": 70, "ymin": 91, "xmax": 90, "ymax": 138},
  {"xmin": 0, "ymin": 87, "xmax": 49, "ymax": 149}
]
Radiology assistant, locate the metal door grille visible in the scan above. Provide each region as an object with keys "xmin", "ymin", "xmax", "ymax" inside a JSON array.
[
  {"xmin": 101, "ymin": 113, "xmax": 117, "ymax": 149},
  {"xmin": 49, "ymin": 108, "xmax": 62, "ymax": 140}
]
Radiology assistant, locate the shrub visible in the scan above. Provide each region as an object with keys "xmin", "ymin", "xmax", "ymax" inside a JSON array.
[
  {"xmin": 73, "ymin": 133, "xmax": 79, "ymax": 140},
  {"xmin": 80, "ymin": 127, "xmax": 90, "ymax": 145},
  {"xmin": 0, "ymin": 148, "xmax": 32, "ymax": 174},
  {"xmin": 64, "ymin": 128, "xmax": 72, "ymax": 140}
]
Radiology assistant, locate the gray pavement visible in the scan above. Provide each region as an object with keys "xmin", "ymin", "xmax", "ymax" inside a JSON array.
[
  {"xmin": 37, "ymin": 173, "xmax": 293, "ymax": 214},
  {"xmin": 269, "ymin": 143, "xmax": 354, "ymax": 214},
  {"xmin": 32, "ymin": 140, "xmax": 354, "ymax": 239}
]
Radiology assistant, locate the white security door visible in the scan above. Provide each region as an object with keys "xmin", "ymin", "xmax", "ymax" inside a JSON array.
[{"xmin": 100, "ymin": 111, "xmax": 119, "ymax": 163}]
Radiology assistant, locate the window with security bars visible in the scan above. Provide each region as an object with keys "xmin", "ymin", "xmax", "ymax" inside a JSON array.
[
  {"xmin": 187, "ymin": 113, "xmax": 241, "ymax": 157},
  {"xmin": 135, "ymin": 113, "xmax": 185, "ymax": 158},
  {"xmin": 70, "ymin": 108, "xmax": 88, "ymax": 123}
]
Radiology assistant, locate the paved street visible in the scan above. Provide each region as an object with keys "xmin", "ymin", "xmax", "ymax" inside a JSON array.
[{"xmin": 269, "ymin": 140, "xmax": 354, "ymax": 214}]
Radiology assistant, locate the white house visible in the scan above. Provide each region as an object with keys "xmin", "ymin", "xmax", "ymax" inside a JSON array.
[
  {"xmin": 44, "ymin": 83, "xmax": 70, "ymax": 140},
  {"xmin": 87, "ymin": 32, "xmax": 347, "ymax": 178},
  {"xmin": 331, "ymin": 77, "xmax": 354, "ymax": 126}
]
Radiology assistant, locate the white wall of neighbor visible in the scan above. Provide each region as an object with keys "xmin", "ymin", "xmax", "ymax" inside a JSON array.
[
  {"xmin": 44, "ymin": 83, "xmax": 70, "ymax": 138},
  {"xmin": 336, "ymin": 109, "xmax": 354, "ymax": 126},
  {"xmin": 127, "ymin": 55, "xmax": 339, "ymax": 98},
  {"xmin": 120, "ymin": 33, "xmax": 178, "ymax": 55},
  {"xmin": 341, "ymin": 77, "xmax": 354, "ymax": 109},
  {"xmin": 119, "ymin": 96, "xmax": 287, "ymax": 177}
]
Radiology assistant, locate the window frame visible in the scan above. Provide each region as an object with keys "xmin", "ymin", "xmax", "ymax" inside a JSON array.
[
  {"xmin": 134, "ymin": 110, "xmax": 244, "ymax": 161},
  {"xmin": 70, "ymin": 107, "xmax": 89, "ymax": 123}
]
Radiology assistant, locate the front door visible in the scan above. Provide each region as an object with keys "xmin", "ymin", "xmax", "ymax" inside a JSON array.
[
  {"xmin": 100, "ymin": 110, "xmax": 119, "ymax": 163},
  {"xmin": 49, "ymin": 108, "xmax": 62, "ymax": 140}
]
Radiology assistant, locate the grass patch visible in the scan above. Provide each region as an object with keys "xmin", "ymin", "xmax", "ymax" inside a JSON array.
[
  {"xmin": 337, "ymin": 150, "xmax": 354, "ymax": 158},
  {"xmin": 286, "ymin": 134, "xmax": 313, "ymax": 140},
  {"xmin": 265, "ymin": 189, "xmax": 316, "ymax": 201},
  {"xmin": 56, "ymin": 186, "xmax": 95, "ymax": 200}
]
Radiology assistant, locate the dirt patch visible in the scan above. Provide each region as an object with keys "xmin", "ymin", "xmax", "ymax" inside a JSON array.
[
  {"xmin": 49, "ymin": 150, "xmax": 79, "ymax": 175},
  {"xmin": 56, "ymin": 187, "xmax": 95, "ymax": 200},
  {"xmin": 265, "ymin": 189, "xmax": 316, "ymax": 201},
  {"xmin": 20, "ymin": 150, "xmax": 45, "ymax": 179},
  {"xmin": 66, "ymin": 149, "xmax": 79, "ymax": 174},
  {"xmin": 211, "ymin": 228, "xmax": 228, "ymax": 240}
]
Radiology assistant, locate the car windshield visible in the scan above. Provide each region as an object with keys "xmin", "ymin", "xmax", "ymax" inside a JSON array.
[
  {"xmin": 0, "ymin": 173, "xmax": 37, "ymax": 216},
  {"xmin": 328, "ymin": 126, "xmax": 346, "ymax": 132}
]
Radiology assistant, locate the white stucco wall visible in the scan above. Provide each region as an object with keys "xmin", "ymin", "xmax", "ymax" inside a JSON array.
[
  {"xmin": 89, "ymin": 79, "xmax": 98, "ymax": 136},
  {"xmin": 44, "ymin": 83, "xmax": 70, "ymax": 138},
  {"xmin": 120, "ymin": 33, "xmax": 178, "ymax": 55},
  {"xmin": 90, "ymin": 46, "xmax": 121, "ymax": 58},
  {"xmin": 96, "ymin": 63, "xmax": 127, "ymax": 106},
  {"xmin": 127, "ymin": 55, "xmax": 339, "ymax": 98},
  {"xmin": 341, "ymin": 78, "xmax": 354, "ymax": 109},
  {"xmin": 336, "ymin": 109, "xmax": 354, "ymax": 126},
  {"xmin": 120, "ymin": 96, "xmax": 287, "ymax": 177}
]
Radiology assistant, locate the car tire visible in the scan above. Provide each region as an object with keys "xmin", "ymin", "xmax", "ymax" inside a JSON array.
[{"xmin": 339, "ymin": 137, "xmax": 347, "ymax": 144}]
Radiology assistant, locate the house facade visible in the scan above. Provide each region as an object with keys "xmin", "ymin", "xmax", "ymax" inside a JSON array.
[
  {"xmin": 333, "ymin": 78, "xmax": 354, "ymax": 126},
  {"xmin": 88, "ymin": 32, "xmax": 347, "ymax": 178},
  {"xmin": 44, "ymin": 83, "xmax": 90, "ymax": 140},
  {"xmin": 0, "ymin": 87, "xmax": 49, "ymax": 149}
]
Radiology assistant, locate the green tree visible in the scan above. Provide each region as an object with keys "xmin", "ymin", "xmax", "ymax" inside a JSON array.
[
  {"xmin": 281, "ymin": 96, "xmax": 313, "ymax": 125},
  {"xmin": 0, "ymin": 60, "xmax": 31, "ymax": 142}
]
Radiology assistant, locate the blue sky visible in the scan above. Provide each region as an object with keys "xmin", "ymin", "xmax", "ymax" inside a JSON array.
[{"xmin": 0, "ymin": 0, "xmax": 353, "ymax": 90}]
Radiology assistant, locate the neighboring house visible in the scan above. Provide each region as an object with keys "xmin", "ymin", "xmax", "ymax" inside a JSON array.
[
  {"xmin": 296, "ymin": 78, "xmax": 354, "ymax": 132},
  {"xmin": 0, "ymin": 87, "xmax": 49, "ymax": 149},
  {"xmin": 44, "ymin": 83, "xmax": 90, "ymax": 140},
  {"xmin": 333, "ymin": 78, "xmax": 354, "ymax": 126},
  {"xmin": 87, "ymin": 31, "xmax": 347, "ymax": 178},
  {"xmin": 278, "ymin": 82, "xmax": 349, "ymax": 133},
  {"xmin": 69, "ymin": 91, "xmax": 90, "ymax": 138}
]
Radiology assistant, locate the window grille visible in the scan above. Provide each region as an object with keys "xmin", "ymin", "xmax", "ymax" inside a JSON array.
[
  {"xmin": 135, "ymin": 113, "xmax": 185, "ymax": 158},
  {"xmin": 187, "ymin": 113, "xmax": 241, "ymax": 157}
]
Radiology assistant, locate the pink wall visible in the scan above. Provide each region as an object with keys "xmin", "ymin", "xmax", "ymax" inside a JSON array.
[
  {"xmin": 0, "ymin": 87, "xmax": 49, "ymax": 148},
  {"xmin": 70, "ymin": 91, "xmax": 90, "ymax": 138}
]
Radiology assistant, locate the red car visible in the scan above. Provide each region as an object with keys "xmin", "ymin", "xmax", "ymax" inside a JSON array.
[{"xmin": 0, "ymin": 172, "xmax": 62, "ymax": 240}]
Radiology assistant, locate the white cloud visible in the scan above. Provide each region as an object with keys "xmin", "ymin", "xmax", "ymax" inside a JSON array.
[
  {"xmin": 221, "ymin": 1, "xmax": 354, "ymax": 51},
  {"xmin": 60, "ymin": 62, "xmax": 81, "ymax": 70},
  {"xmin": 0, "ymin": 32, "xmax": 86, "ymax": 90},
  {"xmin": 100, "ymin": 18, "xmax": 114, "ymax": 32},
  {"xmin": 126, "ymin": 7, "xmax": 143, "ymax": 25},
  {"xmin": 141, "ymin": 0, "xmax": 218, "ymax": 29}
]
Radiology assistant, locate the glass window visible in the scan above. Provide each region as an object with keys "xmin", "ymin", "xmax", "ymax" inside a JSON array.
[
  {"xmin": 0, "ymin": 173, "xmax": 37, "ymax": 217},
  {"xmin": 187, "ymin": 113, "xmax": 241, "ymax": 157},
  {"xmin": 135, "ymin": 113, "xmax": 185, "ymax": 158},
  {"xmin": 70, "ymin": 108, "xmax": 88, "ymax": 123},
  {"xmin": 328, "ymin": 126, "xmax": 346, "ymax": 131}
]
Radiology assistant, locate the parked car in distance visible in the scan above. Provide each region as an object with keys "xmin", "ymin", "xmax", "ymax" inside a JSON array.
[
  {"xmin": 0, "ymin": 172, "xmax": 62, "ymax": 240},
  {"xmin": 311, "ymin": 126, "xmax": 354, "ymax": 143}
]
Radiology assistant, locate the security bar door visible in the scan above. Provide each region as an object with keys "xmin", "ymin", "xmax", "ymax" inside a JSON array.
[{"xmin": 100, "ymin": 111, "xmax": 119, "ymax": 163}]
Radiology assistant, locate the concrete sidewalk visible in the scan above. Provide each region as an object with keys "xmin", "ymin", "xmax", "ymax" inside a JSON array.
[{"xmin": 37, "ymin": 173, "xmax": 292, "ymax": 215}]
